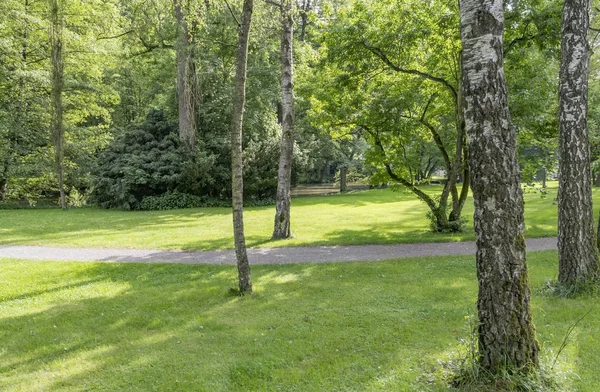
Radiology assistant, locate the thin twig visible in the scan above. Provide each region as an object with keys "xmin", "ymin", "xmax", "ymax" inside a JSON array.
[
  {"xmin": 551, "ymin": 301, "xmax": 597, "ymax": 370},
  {"xmin": 223, "ymin": 0, "xmax": 241, "ymax": 27}
]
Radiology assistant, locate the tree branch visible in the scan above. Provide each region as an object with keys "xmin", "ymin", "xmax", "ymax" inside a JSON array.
[
  {"xmin": 362, "ymin": 42, "xmax": 458, "ymax": 100},
  {"xmin": 263, "ymin": 0, "xmax": 282, "ymax": 7},
  {"xmin": 362, "ymin": 125, "xmax": 439, "ymax": 212},
  {"xmin": 223, "ymin": 0, "xmax": 241, "ymax": 27},
  {"xmin": 97, "ymin": 30, "xmax": 133, "ymax": 40}
]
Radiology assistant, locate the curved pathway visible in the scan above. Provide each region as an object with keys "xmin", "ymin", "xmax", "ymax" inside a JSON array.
[{"xmin": 0, "ymin": 237, "xmax": 557, "ymax": 265}]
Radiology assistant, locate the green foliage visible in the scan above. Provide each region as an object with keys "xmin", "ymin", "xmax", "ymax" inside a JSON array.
[
  {"xmin": 90, "ymin": 109, "xmax": 282, "ymax": 210},
  {"xmin": 90, "ymin": 111, "xmax": 183, "ymax": 210},
  {"xmin": 539, "ymin": 278, "xmax": 600, "ymax": 298},
  {"xmin": 441, "ymin": 317, "xmax": 564, "ymax": 392},
  {"xmin": 140, "ymin": 192, "xmax": 205, "ymax": 210},
  {"xmin": 140, "ymin": 192, "xmax": 277, "ymax": 210},
  {"xmin": 425, "ymin": 208, "xmax": 467, "ymax": 233}
]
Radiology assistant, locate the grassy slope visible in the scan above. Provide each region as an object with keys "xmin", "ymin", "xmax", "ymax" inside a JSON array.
[
  {"xmin": 1, "ymin": 252, "xmax": 598, "ymax": 391},
  {"xmin": 0, "ymin": 182, "xmax": 584, "ymax": 251}
]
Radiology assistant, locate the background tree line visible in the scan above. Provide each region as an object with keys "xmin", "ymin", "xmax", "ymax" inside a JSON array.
[{"xmin": 4, "ymin": 0, "xmax": 594, "ymax": 215}]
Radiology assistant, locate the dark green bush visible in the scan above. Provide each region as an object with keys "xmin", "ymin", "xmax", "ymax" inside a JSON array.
[
  {"xmin": 90, "ymin": 110, "xmax": 281, "ymax": 209},
  {"xmin": 140, "ymin": 192, "xmax": 204, "ymax": 210},
  {"xmin": 140, "ymin": 191, "xmax": 275, "ymax": 211},
  {"xmin": 90, "ymin": 111, "xmax": 183, "ymax": 209}
]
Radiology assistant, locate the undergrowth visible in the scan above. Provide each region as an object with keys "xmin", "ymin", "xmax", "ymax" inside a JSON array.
[{"xmin": 434, "ymin": 316, "xmax": 570, "ymax": 391}]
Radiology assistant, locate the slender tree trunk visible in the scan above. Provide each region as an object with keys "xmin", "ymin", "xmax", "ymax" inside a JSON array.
[
  {"xmin": 557, "ymin": 0, "xmax": 599, "ymax": 284},
  {"xmin": 542, "ymin": 167, "xmax": 547, "ymax": 188},
  {"xmin": 339, "ymin": 167, "xmax": 347, "ymax": 192},
  {"xmin": 597, "ymin": 210, "xmax": 600, "ymax": 251},
  {"xmin": 272, "ymin": 0, "xmax": 294, "ymax": 239},
  {"xmin": 231, "ymin": 0, "xmax": 254, "ymax": 295},
  {"xmin": 0, "ymin": 165, "xmax": 8, "ymax": 203},
  {"xmin": 460, "ymin": 0, "xmax": 539, "ymax": 372},
  {"xmin": 299, "ymin": 0, "xmax": 311, "ymax": 42},
  {"xmin": 50, "ymin": 0, "xmax": 66, "ymax": 209},
  {"xmin": 448, "ymin": 60, "xmax": 467, "ymax": 223},
  {"xmin": 174, "ymin": 0, "xmax": 197, "ymax": 148}
]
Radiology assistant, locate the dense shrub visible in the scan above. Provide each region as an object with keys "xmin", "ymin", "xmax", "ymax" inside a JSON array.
[
  {"xmin": 140, "ymin": 192, "xmax": 275, "ymax": 211},
  {"xmin": 91, "ymin": 110, "xmax": 282, "ymax": 209},
  {"xmin": 140, "ymin": 192, "xmax": 205, "ymax": 210},
  {"xmin": 90, "ymin": 111, "xmax": 185, "ymax": 209}
]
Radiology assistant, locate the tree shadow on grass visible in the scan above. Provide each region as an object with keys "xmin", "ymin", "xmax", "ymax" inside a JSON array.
[
  {"xmin": 1, "ymin": 258, "xmax": 481, "ymax": 391},
  {"xmin": 318, "ymin": 224, "xmax": 476, "ymax": 247}
]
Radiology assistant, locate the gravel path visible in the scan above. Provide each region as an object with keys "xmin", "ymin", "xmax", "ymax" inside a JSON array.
[{"xmin": 0, "ymin": 237, "xmax": 557, "ymax": 265}]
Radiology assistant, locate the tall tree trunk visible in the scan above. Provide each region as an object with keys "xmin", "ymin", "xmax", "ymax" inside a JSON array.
[
  {"xmin": 449, "ymin": 60, "xmax": 468, "ymax": 223},
  {"xmin": 460, "ymin": 0, "xmax": 539, "ymax": 373},
  {"xmin": 557, "ymin": 0, "xmax": 599, "ymax": 284},
  {"xmin": 50, "ymin": 0, "xmax": 66, "ymax": 209},
  {"xmin": 231, "ymin": 0, "xmax": 254, "ymax": 295},
  {"xmin": 174, "ymin": 0, "xmax": 197, "ymax": 148},
  {"xmin": 272, "ymin": 0, "xmax": 294, "ymax": 239}
]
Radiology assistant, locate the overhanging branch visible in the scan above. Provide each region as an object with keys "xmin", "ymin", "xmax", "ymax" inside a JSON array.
[{"xmin": 362, "ymin": 42, "xmax": 458, "ymax": 100}]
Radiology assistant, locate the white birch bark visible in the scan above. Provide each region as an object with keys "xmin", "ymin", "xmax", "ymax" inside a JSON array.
[
  {"xmin": 557, "ymin": 0, "xmax": 599, "ymax": 284},
  {"xmin": 460, "ymin": 0, "xmax": 539, "ymax": 372},
  {"xmin": 231, "ymin": 0, "xmax": 254, "ymax": 295},
  {"xmin": 273, "ymin": 0, "xmax": 295, "ymax": 239}
]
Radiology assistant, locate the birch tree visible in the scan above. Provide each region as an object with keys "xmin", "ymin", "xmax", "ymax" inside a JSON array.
[
  {"xmin": 231, "ymin": 0, "xmax": 254, "ymax": 294},
  {"xmin": 174, "ymin": 0, "xmax": 198, "ymax": 148},
  {"xmin": 557, "ymin": 0, "xmax": 599, "ymax": 285},
  {"xmin": 50, "ymin": 0, "xmax": 66, "ymax": 209},
  {"xmin": 272, "ymin": 0, "xmax": 295, "ymax": 239},
  {"xmin": 459, "ymin": 0, "xmax": 539, "ymax": 372}
]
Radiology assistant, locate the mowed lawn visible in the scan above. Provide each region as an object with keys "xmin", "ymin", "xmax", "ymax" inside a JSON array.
[
  {"xmin": 0, "ymin": 182, "xmax": 582, "ymax": 251},
  {"xmin": 1, "ymin": 251, "xmax": 598, "ymax": 391}
]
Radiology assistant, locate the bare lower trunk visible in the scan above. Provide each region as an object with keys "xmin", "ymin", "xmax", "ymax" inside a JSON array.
[
  {"xmin": 557, "ymin": 0, "xmax": 599, "ymax": 284},
  {"xmin": 460, "ymin": 0, "xmax": 539, "ymax": 372},
  {"xmin": 339, "ymin": 167, "xmax": 347, "ymax": 192},
  {"xmin": 50, "ymin": 0, "xmax": 66, "ymax": 209},
  {"xmin": 231, "ymin": 0, "xmax": 254, "ymax": 295},
  {"xmin": 0, "ymin": 171, "xmax": 8, "ymax": 203},
  {"xmin": 273, "ymin": 0, "xmax": 294, "ymax": 240},
  {"xmin": 542, "ymin": 167, "xmax": 547, "ymax": 188},
  {"xmin": 174, "ymin": 0, "xmax": 197, "ymax": 148}
]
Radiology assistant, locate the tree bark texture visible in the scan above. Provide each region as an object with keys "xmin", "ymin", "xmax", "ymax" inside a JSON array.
[
  {"xmin": 557, "ymin": 0, "xmax": 599, "ymax": 284},
  {"xmin": 50, "ymin": 0, "xmax": 66, "ymax": 209},
  {"xmin": 272, "ymin": 0, "xmax": 294, "ymax": 239},
  {"xmin": 231, "ymin": 0, "xmax": 254, "ymax": 295},
  {"xmin": 174, "ymin": 0, "xmax": 198, "ymax": 148},
  {"xmin": 460, "ymin": 0, "xmax": 539, "ymax": 372}
]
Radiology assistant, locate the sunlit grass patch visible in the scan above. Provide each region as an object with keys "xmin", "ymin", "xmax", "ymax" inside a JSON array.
[
  {"xmin": 1, "ymin": 251, "xmax": 599, "ymax": 390},
  {"xmin": 0, "ymin": 182, "xmax": 588, "ymax": 251}
]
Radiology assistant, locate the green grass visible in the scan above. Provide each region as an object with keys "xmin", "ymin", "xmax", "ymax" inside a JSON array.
[
  {"xmin": 0, "ymin": 182, "xmax": 589, "ymax": 251},
  {"xmin": 1, "ymin": 252, "xmax": 599, "ymax": 391}
]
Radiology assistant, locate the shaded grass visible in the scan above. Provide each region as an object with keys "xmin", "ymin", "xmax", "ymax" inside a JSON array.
[
  {"xmin": 1, "ymin": 251, "xmax": 599, "ymax": 391},
  {"xmin": 0, "ymin": 182, "xmax": 589, "ymax": 251}
]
